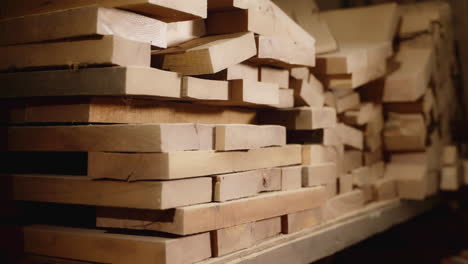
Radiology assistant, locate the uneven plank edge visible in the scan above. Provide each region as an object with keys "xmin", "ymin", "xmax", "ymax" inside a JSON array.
[
  {"xmin": 195, "ymin": 198, "xmax": 440, "ymax": 264},
  {"xmin": 96, "ymin": 187, "xmax": 327, "ymax": 235},
  {"xmin": 88, "ymin": 145, "xmax": 302, "ymax": 180},
  {"xmin": 3, "ymin": 174, "xmax": 212, "ymax": 210}
]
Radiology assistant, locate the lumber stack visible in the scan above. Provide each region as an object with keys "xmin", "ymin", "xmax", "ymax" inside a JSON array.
[
  {"xmin": 0, "ymin": 1, "xmax": 465, "ymax": 263},
  {"xmin": 382, "ymin": 1, "xmax": 462, "ymax": 198}
]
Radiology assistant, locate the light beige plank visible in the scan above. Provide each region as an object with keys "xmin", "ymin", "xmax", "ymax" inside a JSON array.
[
  {"xmin": 215, "ymin": 124, "xmax": 286, "ymax": 151},
  {"xmin": 182, "ymin": 77, "xmax": 229, "ymax": 101},
  {"xmin": 281, "ymin": 208, "xmax": 323, "ymax": 234}
]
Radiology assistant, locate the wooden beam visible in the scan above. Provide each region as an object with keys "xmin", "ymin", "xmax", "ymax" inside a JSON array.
[
  {"xmin": 214, "ymin": 169, "xmax": 282, "ymax": 202},
  {"xmin": 215, "ymin": 125, "xmax": 286, "ymax": 151},
  {"xmin": 0, "ymin": 0, "xmax": 207, "ymax": 22},
  {"xmin": 199, "ymin": 63, "xmax": 259, "ymax": 81},
  {"xmin": 303, "ymin": 145, "xmax": 342, "ymax": 165},
  {"xmin": 88, "ymin": 145, "xmax": 302, "ymax": 180},
  {"xmin": 302, "ymin": 163, "xmax": 337, "ymax": 187},
  {"xmin": 0, "ymin": 67, "xmax": 181, "ymax": 99},
  {"xmin": 341, "ymin": 103, "xmax": 377, "ymax": 126},
  {"xmin": 275, "ymin": 88, "xmax": 295, "ymax": 108},
  {"xmin": 167, "ymin": 19, "xmax": 206, "ymax": 47},
  {"xmin": 291, "ymin": 77, "xmax": 325, "ymax": 107},
  {"xmin": 229, "ymin": 79, "xmax": 279, "ymax": 106},
  {"xmin": 385, "ymin": 163, "xmax": 436, "ymax": 200},
  {"xmin": 0, "ymin": 6, "xmax": 169, "ymax": 48},
  {"xmin": 441, "ymin": 166, "xmax": 462, "ymax": 191},
  {"xmin": 281, "ymin": 208, "xmax": 323, "ymax": 234},
  {"xmin": 23, "ymin": 225, "xmax": 211, "ymax": 264},
  {"xmin": 157, "ymin": 32, "xmax": 257, "ymax": 75},
  {"xmin": 259, "ymin": 67, "xmax": 289, "ymax": 88},
  {"xmin": 212, "ymin": 217, "xmax": 281, "ymax": 257},
  {"xmin": 259, "ymin": 107, "xmax": 337, "ymax": 130},
  {"xmin": 4, "ymin": 174, "xmax": 212, "ymax": 210},
  {"xmin": 4, "ymin": 124, "xmax": 210, "ymax": 152},
  {"xmin": 280, "ymin": 166, "xmax": 303, "ymax": 191},
  {"xmin": 323, "ymin": 190, "xmax": 365, "ymax": 221},
  {"xmin": 182, "ymin": 77, "xmax": 229, "ymax": 101},
  {"xmin": 343, "ymin": 150, "xmax": 363, "ymax": 173},
  {"xmin": 337, "ymin": 123, "xmax": 364, "ymax": 150},
  {"xmin": 384, "ymin": 113, "xmax": 427, "ymax": 152},
  {"xmin": 96, "ymin": 187, "xmax": 327, "ymax": 235},
  {"xmin": 372, "ymin": 178, "xmax": 398, "ymax": 201},
  {"xmin": 0, "ymin": 35, "xmax": 150, "ymax": 71}
]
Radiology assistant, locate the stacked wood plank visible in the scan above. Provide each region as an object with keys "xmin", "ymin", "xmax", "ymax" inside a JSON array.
[
  {"xmin": 1, "ymin": 1, "xmax": 466, "ymax": 263},
  {"xmin": 382, "ymin": 1, "xmax": 462, "ymax": 199}
]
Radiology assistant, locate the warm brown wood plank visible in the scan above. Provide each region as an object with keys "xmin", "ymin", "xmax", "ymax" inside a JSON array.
[
  {"xmin": 96, "ymin": 187, "xmax": 327, "ymax": 235},
  {"xmin": 259, "ymin": 107, "xmax": 337, "ymax": 130},
  {"xmin": 323, "ymin": 190, "xmax": 365, "ymax": 221},
  {"xmin": 0, "ymin": 6, "xmax": 168, "ymax": 47},
  {"xmin": 302, "ymin": 163, "xmax": 337, "ymax": 187},
  {"xmin": 0, "ymin": 98, "xmax": 257, "ymax": 124},
  {"xmin": 182, "ymin": 77, "xmax": 229, "ymax": 101},
  {"xmin": 88, "ymin": 145, "xmax": 302, "ymax": 180},
  {"xmin": 384, "ymin": 113, "xmax": 427, "ymax": 152},
  {"xmin": 0, "ymin": 0, "xmax": 207, "ymax": 22},
  {"xmin": 0, "ymin": 67, "xmax": 181, "ymax": 99},
  {"xmin": 0, "ymin": 35, "xmax": 150, "ymax": 71},
  {"xmin": 4, "ymin": 124, "xmax": 210, "ymax": 152},
  {"xmin": 23, "ymin": 225, "xmax": 211, "ymax": 264},
  {"xmin": 281, "ymin": 208, "xmax": 323, "ymax": 234},
  {"xmin": 4, "ymin": 174, "xmax": 212, "ymax": 210}
]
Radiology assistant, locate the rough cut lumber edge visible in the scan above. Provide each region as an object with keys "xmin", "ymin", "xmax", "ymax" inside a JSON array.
[
  {"xmin": 0, "ymin": 97, "xmax": 257, "ymax": 124},
  {"xmin": 281, "ymin": 208, "xmax": 323, "ymax": 234},
  {"xmin": 197, "ymin": 198, "xmax": 439, "ymax": 264},
  {"xmin": 88, "ymin": 145, "xmax": 302, "ymax": 180},
  {"xmin": 0, "ymin": 35, "xmax": 150, "ymax": 71},
  {"xmin": 258, "ymin": 107, "xmax": 337, "ymax": 130},
  {"xmin": 161, "ymin": 32, "xmax": 257, "ymax": 75},
  {"xmin": 96, "ymin": 187, "xmax": 327, "ymax": 235},
  {"xmin": 213, "ymin": 169, "xmax": 282, "ymax": 202},
  {"xmin": 0, "ymin": 0, "xmax": 208, "ymax": 22},
  {"xmin": 0, "ymin": 66, "xmax": 182, "ymax": 99},
  {"xmin": 212, "ymin": 217, "xmax": 281, "ymax": 257},
  {"xmin": 5, "ymin": 124, "xmax": 208, "ymax": 152},
  {"xmin": 0, "ymin": 6, "xmax": 169, "ymax": 48},
  {"xmin": 182, "ymin": 77, "xmax": 229, "ymax": 101},
  {"xmin": 229, "ymin": 79, "xmax": 280, "ymax": 106},
  {"xmin": 23, "ymin": 225, "xmax": 211, "ymax": 264},
  {"xmin": 4, "ymin": 174, "xmax": 212, "ymax": 210},
  {"xmin": 215, "ymin": 125, "xmax": 286, "ymax": 151}
]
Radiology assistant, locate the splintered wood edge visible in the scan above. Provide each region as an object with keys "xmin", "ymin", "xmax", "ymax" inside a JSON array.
[{"xmin": 197, "ymin": 197, "xmax": 440, "ymax": 264}]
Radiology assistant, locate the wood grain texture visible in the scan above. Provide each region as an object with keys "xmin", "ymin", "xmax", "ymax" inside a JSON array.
[
  {"xmin": 96, "ymin": 187, "xmax": 327, "ymax": 235},
  {"xmin": 0, "ymin": 6, "xmax": 168, "ymax": 47},
  {"xmin": 88, "ymin": 145, "xmax": 302, "ymax": 180},
  {"xmin": 23, "ymin": 225, "xmax": 211, "ymax": 264},
  {"xmin": 0, "ymin": 67, "xmax": 181, "ymax": 99},
  {"xmin": 4, "ymin": 174, "xmax": 212, "ymax": 210},
  {"xmin": 215, "ymin": 124, "xmax": 286, "ymax": 151},
  {"xmin": 182, "ymin": 77, "xmax": 229, "ymax": 101}
]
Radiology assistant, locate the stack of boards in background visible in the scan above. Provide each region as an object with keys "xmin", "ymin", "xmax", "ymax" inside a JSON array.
[{"xmin": 0, "ymin": 0, "xmax": 465, "ymax": 263}]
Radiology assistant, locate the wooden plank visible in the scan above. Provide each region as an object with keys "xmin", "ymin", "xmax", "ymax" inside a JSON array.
[
  {"xmin": 275, "ymin": 88, "xmax": 295, "ymax": 108},
  {"xmin": 212, "ymin": 217, "xmax": 281, "ymax": 257},
  {"xmin": 399, "ymin": 1, "xmax": 450, "ymax": 38},
  {"xmin": 384, "ymin": 163, "xmax": 434, "ymax": 200},
  {"xmin": 372, "ymin": 178, "xmax": 398, "ymax": 201},
  {"xmin": 441, "ymin": 166, "xmax": 461, "ymax": 191},
  {"xmin": 214, "ymin": 169, "xmax": 282, "ymax": 202},
  {"xmin": 291, "ymin": 77, "xmax": 325, "ymax": 107},
  {"xmin": 341, "ymin": 103, "xmax": 377, "ymax": 126},
  {"xmin": 19, "ymin": 255, "xmax": 96, "ymax": 264},
  {"xmin": 0, "ymin": 0, "xmax": 207, "ymax": 22},
  {"xmin": 384, "ymin": 113, "xmax": 427, "ymax": 152},
  {"xmin": 258, "ymin": 107, "xmax": 337, "ymax": 130},
  {"xmin": 383, "ymin": 48, "xmax": 434, "ymax": 102},
  {"xmin": 4, "ymin": 124, "xmax": 210, "ymax": 152},
  {"xmin": 290, "ymin": 67, "xmax": 310, "ymax": 81},
  {"xmin": 182, "ymin": 77, "xmax": 229, "ymax": 101},
  {"xmin": 259, "ymin": 67, "xmax": 289, "ymax": 88},
  {"xmin": 0, "ymin": 35, "xmax": 150, "ymax": 71},
  {"xmin": 200, "ymin": 63, "xmax": 259, "ymax": 81},
  {"xmin": 280, "ymin": 166, "xmax": 302, "ymax": 191},
  {"xmin": 96, "ymin": 187, "xmax": 327, "ymax": 235},
  {"xmin": 0, "ymin": 66, "xmax": 181, "ymax": 99},
  {"xmin": 443, "ymin": 145, "xmax": 459, "ymax": 165},
  {"xmin": 167, "ymin": 19, "xmax": 206, "ymax": 47},
  {"xmin": 323, "ymin": 190, "xmax": 365, "ymax": 221},
  {"xmin": 88, "ymin": 145, "xmax": 302, "ymax": 180},
  {"xmin": 157, "ymin": 32, "xmax": 257, "ymax": 75},
  {"xmin": 23, "ymin": 225, "xmax": 211, "ymax": 264},
  {"xmin": 281, "ymin": 208, "xmax": 323, "ymax": 234},
  {"xmin": 4, "ymin": 174, "xmax": 212, "ymax": 210},
  {"xmin": 339, "ymin": 174, "xmax": 353, "ymax": 194},
  {"xmin": 215, "ymin": 124, "xmax": 285, "ymax": 151},
  {"xmin": 0, "ymin": 6, "xmax": 168, "ymax": 48},
  {"xmin": 0, "ymin": 97, "xmax": 257, "ymax": 124},
  {"xmin": 250, "ymin": 35, "xmax": 315, "ymax": 68},
  {"xmin": 302, "ymin": 163, "xmax": 337, "ymax": 187},
  {"xmin": 337, "ymin": 123, "xmax": 364, "ymax": 150},
  {"xmin": 343, "ymin": 150, "xmax": 363, "ymax": 173},
  {"xmin": 302, "ymin": 145, "xmax": 341, "ymax": 166},
  {"xmin": 229, "ymin": 79, "xmax": 280, "ymax": 106},
  {"xmin": 335, "ymin": 92, "xmax": 360, "ymax": 114}
]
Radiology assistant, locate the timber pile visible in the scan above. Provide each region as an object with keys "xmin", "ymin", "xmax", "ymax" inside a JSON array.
[{"xmin": 0, "ymin": 1, "xmax": 464, "ymax": 264}]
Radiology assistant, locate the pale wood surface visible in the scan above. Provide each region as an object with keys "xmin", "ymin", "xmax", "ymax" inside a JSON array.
[
  {"xmin": 182, "ymin": 77, "xmax": 229, "ymax": 101},
  {"xmin": 23, "ymin": 225, "xmax": 211, "ymax": 264},
  {"xmin": 88, "ymin": 145, "xmax": 302, "ymax": 180},
  {"xmin": 229, "ymin": 79, "xmax": 280, "ymax": 106},
  {"xmin": 281, "ymin": 208, "xmax": 323, "ymax": 234},
  {"xmin": 384, "ymin": 113, "xmax": 427, "ymax": 152},
  {"xmin": 259, "ymin": 67, "xmax": 289, "ymax": 88},
  {"xmin": 0, "ymin": 67, "xmax": 181, "ymax": 99},
  {"xmin": 280, "ymin": 166, "xmax": 302, "ymax": 191},
  {"xmin": 338, "ymin": 123, "xmax": 364, "ymax": 150},
  {"xmin": 96, "ymin": 187, "xmax": 327, "ymax": 235},
  {"xmin": 302, "ymin": 163, "xmax": 337, "ymax": 187},
  {"xmin": 215, "ymin": 125, "xmax": 286, "ymax": 151},
  {"xmin": 259, "ymin": 107, "xmax": 337, "ymax": 130},
  {"xmin": 167, "ymin": 19, "xmax": 206, "ymax": 47},
  {"xmin": 0, "ymin": 35, "xmax": 150, "ymax": 71},
  {"xmin": 0, "ymin": 6, "xmax": 169, "ymax": 48},
  {"xmin": 5, "ymin": 174, "xmax": 212, "ymax": 210},
  {"xmin": 323, "ymin": 190, "xmax": 365, "ymax": 221}
]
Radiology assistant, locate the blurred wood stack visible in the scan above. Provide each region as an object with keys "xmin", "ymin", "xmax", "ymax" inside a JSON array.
[{"xmin": 0, "ymin": 0, "xmax": 464, "ymax": 263}]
